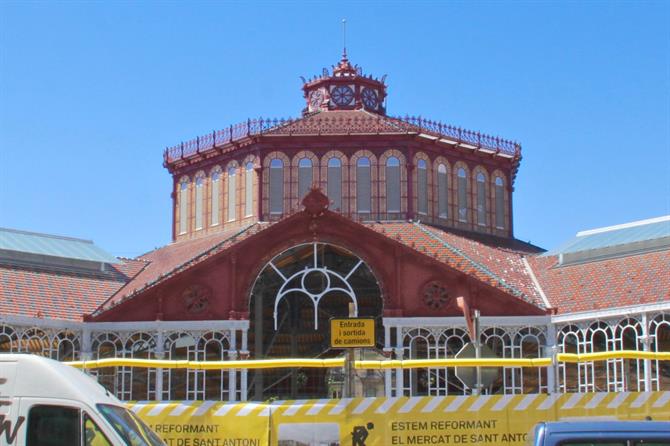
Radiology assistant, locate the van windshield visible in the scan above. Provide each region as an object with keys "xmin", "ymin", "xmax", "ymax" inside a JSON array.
[{"xmin": 97, "ymin": 404, "xmax": 165, "ymax": 446}]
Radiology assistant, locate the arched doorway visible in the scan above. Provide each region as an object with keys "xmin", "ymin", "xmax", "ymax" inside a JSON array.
[{"xmin": 249, "ymin": 242, "xmax": 383, "ymax": 400}]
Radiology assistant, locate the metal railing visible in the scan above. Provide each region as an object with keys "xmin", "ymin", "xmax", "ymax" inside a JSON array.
[{"xmin": 163, "ymin": 115, "xmax": 521, "ymax": 164}]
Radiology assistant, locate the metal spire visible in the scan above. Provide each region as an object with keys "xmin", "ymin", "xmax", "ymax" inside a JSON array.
[{"xmin": 342, "ymin": 18, "xmax": 347, "ymax": 59}]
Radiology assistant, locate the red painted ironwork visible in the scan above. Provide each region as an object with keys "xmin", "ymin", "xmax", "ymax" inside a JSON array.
[{"xmin": 164, "ymin": 115, "xmax": 521, "ymax": 164}]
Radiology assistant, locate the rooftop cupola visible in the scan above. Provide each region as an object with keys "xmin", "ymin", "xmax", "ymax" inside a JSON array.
[{"xmin": 301, "ymin": 51, "xmax": 387, "ymax": 115}]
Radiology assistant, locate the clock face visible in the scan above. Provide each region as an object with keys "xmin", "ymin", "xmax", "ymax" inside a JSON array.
[
  {"xmin": 309, "ymin": 90, "xmax": 324, "ymax": 109},
  {"xmin": 361, "ymin": 88, "xmax": 378, "ymax": 109},
  {"xmin": 331, "ymin": 85, "xmax": 354, "ymax": 106}
]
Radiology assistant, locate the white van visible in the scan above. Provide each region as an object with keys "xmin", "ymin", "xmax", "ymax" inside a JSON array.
[{"xmin": 0, "ymin": 354, "xmax": 165, "ymax": 446}]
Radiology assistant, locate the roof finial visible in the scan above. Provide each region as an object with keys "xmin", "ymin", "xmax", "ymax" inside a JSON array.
[{"xmin": 342, "ymin": 18, "xmax": 347, "ymax": 59}]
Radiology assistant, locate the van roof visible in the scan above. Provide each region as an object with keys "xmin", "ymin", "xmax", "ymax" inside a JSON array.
[
  {"xmin": 542, "ymin": 421, "xmax": 670, "ymax": 433},
  {"xmin": 0, "ymin": 354, "xmax": 121, "ymax": 407}
]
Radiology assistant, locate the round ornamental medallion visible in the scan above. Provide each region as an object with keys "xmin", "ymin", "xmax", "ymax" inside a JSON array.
[
  {"xmin": 181, "ymin": 284, "xmax": 210, "ymax": 314},
  {"xmin": 361, "ymin": 88, "xmax": 378, "ymax": 109},
  {"xmin": 331, "ymin": 85, "xmax": 354, "ymax": 106},
  {"xmin": 422, "ymin": 282, "xmax": 449, "ymax": 310},
  {"xmin": 309, "ymin": 89, "xmax": 324, "ymax": 109}
]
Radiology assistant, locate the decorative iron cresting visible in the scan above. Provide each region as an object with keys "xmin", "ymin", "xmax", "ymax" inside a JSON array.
[{"xmin": 164, "ymin": 115, "xmax": 521, "ymax": 164}]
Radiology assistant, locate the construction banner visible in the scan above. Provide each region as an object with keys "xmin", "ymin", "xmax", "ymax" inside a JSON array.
[{"xmin": 131, "ymin": 391, "xmax": 670, "ymax": 446}]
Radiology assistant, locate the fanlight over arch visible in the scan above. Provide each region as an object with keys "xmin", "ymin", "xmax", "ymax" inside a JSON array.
[{"xmin": 253, "ymin": 242, "xmax": 380, "ymax": 330}]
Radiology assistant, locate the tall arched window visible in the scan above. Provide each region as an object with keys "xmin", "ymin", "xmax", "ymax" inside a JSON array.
[
  {"xmin": 417, "ymin": 159, "xmax": 427, "ymax": 215},
  {"xmin": 195, "ymin": 174, "xmax": 204, "ymax": 230},
  {"xmin": 298, "ymin": 158, "xmax": 313, "ymax": 200},
  {"xmin": 327, "ymin": 157, "xmax": 342, "ymax": 211},
  {"xmin": 437, "ymin": 164, "xmax": 448, "ymax": 218},
  {"xmin": 356, "ymin": 157, "xmax": 371, "ymax": 213},
  {"xmin": 476, "ymin": 172, "xmax": 486, "ymax": 226},
  {"xmin": 245, "ymin": 162, "xmax": 254, "ymax": 217},
  {"xmin": 269, "ymin": 159, "xmax": 284, "ymax": 214},
  {"xmin": 457, "ymin": 168, "xmax": 468, "ymax": 222},
  {"xmin": 211, "ymin": 169, "xmax": 221, "ymax": 226},
  {"xmin": 179, "ymin": 178, "xmax": 189, "ymax": 234},
  {"xmin": 495, "ymin": 176, "xmax": 505, "ymax": 229},
  {"xmin": 386, "ymin": 156, "xmax": 401, "ymax": 213},
  {"xmin": 227, "ymin": 166, "xmax": 237, "ymax": 221}
]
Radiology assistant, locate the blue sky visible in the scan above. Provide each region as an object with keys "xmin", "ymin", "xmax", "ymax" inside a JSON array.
[{"xmin": 1, "ymin": 1, "xmax": 669, "ymax": 257}]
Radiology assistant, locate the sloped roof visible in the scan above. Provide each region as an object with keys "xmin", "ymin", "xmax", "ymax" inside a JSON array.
[
  {"xmin": 94, "ymin": 224, "xmax": 266, "ymax": 315},
  {"xmin": 93, "ymin": 216, "xmax": 548, "ymax": 318},
  {"xmin": 164, "ymin": 110, "xmax": 520, "ymax": 166},
  {"xmin": 528, "ymin": 249, "xmax": 670, "ymax": 314},
  {"xmin": 0, "ymin": 227, "xmax": 120, "ymax": 264},
  {"xmin": 4, "ymin": 212, "xmax": 668, "ymax": 322},
  {"xmin": 366, "ymin": 222, "xmax": 547, "ymax": 309},
  {"xmin": 263, "ymin": 110, "xmax": 410, "ymax": 136},
  {"xmin": 546, "ymin": 216, "xmax": 670, "ymax": 255},
  {"xmin": 0, "ymin": 259, "xmax": 145, "ymax": 321}
]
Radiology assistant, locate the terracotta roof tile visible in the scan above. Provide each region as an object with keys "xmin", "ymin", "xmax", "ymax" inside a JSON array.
[
  {"xmin": 0, "ymin": 259, "xmax": 145, "ymax": 321},
  {"xmin": 364, "ymin": 222, "xmax": 547, "ymax": 309},
  {"xmin": 95, "ymin": 224, "xmax": 266, "ymax": 314},
  {"xmin": 528, "ymin": 250, "xmax": 670, "ymax": 313}
]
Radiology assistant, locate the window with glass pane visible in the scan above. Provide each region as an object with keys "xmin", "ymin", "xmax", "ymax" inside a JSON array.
[
  {"xmin": 245, "ymin": 162, "xmax": 253, "ymax": 217},
  {"xmin": 356, "ymin": 157, "xmax": 371, "ymax": 213},
  {"xmin": 476, "ymin": 172, "xmax": 486, "ymax": 226},
  {"xmin": 298, "ymin": 158, "xmax": 313, "ymax": 200},
  {"xmin": 27, "ymin": 405, "xmax": 80, "ymax": 446},
  {"xmin": 211, "ymin": 171, "xmax": 220, "ymax": 226},
  {"xmin": 84, "ymin": 412, "xmax": 112, "ymax": 446},
  {"xmin": 195, "ymin": 176, "xmax": 203, "ymax": 230},
  {"xmin": 417, "ymin": 159, "xmax": 427, "ymax": 214},
  {"xmin": 437, "ymin": 164, "xmax": 448, "ymax": 218},
  {"xmin": 269, "ymin": 159, "xmax": 284, "ymax": 214},
  {"xmin": 386, "ymin": 157, "xmax": 401, "ymax": 212},
  {"xmin": 179, "ymin": 180, "xmax": 189, "ymax": 234},
  {"xmin": 327, "ymin": 157, "xmax": 342, "ymax": 211},
  {"xmin": 457, "ymin": 168, "xmax": 468, "ymax": 222},
  {"xmin": 495, "ymin": 177, "xmax": 505, "ymax": 229},
  {"xmin": 227, "ymin": 167, "xmax": 237, "ymax": 221}
]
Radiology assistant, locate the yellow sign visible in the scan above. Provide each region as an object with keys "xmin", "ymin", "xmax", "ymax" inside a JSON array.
[
  {"xmin": 330, "ymin": 318, "xmax": 375, "ymax": 348},
  {"xmin": 132, "ymin": 392, "xmax": 670, "ymax": 446}
]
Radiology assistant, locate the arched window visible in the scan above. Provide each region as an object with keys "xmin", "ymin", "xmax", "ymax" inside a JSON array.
[
  {"xmin": 386, "ymin": 156, "xmax": 400, "ymax": 213},
  {"xmin": 269, "ymin": 159, "xmax": 284, "ymax": 214},
  {"xmin": 245, "ymin": 162, "xmax": 254, "ymax": 217},
  {"xmin": 179, "ymin": 178, "xmax": 189, "ymax": 234},
  {"xmin": 476, "ymin": 172, "xmax": 486, "ymax": 226},
  {"xmin": 417, "ymin": 159, "xmax": 427, "ymax": 215},
  {"xmin": 356, "ymin": 157, "xmax": 371, "ymax": 213},
  {"xmin": 327, "ymin": 157, "xmax": 342, "ymax": 211},
  {"xmin": 195, "ymin": 174, "xmax": 204, "ymax": 230},
  {"xmin": 457, "ymin": 168, "xmax": 468, "ymax": 222},
  {"xmin": 298, "ymin": 158, "xmax": 313, "ymax": 200},
  {"xmin": 437, "ymin": 164, "xmax": 448, "ymax": 218},
  {"xmin": 494, "ymin": 176, "xmax": 505, "ymax": 229},
  {"xmin": 227, "ymin": 166, "xmax": 237, "ymax": 221},
  {"xmin": 211, "ymin": 169, "xmax": 221, "ymax": 226}
]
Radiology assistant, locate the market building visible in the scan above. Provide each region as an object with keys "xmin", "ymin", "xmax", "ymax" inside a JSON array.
[{"xmin": 1, "ymin": 54, "xmax": 669, "ymax": 402}]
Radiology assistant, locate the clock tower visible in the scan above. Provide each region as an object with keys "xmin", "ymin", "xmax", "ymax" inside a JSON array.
[{"xmin": 301, "ymin": 51, "xmax": 387, "ymax": 115}]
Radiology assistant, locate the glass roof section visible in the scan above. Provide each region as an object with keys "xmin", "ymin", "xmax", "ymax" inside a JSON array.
[
  {"xmin": 0, "ymin": 227, "xmax": 120, "ymax": 264},
  {"xmin": 544, "ymin": 216, "xmax": 670, "ymax": 257}
]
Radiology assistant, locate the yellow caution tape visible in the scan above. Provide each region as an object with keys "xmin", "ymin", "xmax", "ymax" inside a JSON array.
[
  {"xmin": 65, "ymin": 350, "xmax": 670, "ymax": 370},
  {"xmin": 355, "ymin": 357, "xmax": 554, "ymax": 369},
  {"xmin": 558, "ymin": 350, "xmax": 670, "ymax": 363},
  {"xmin": 67, "ymin": 357, "xmax": 346, "ymax": 370}
]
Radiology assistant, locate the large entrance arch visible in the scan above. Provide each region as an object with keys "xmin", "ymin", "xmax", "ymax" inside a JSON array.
[{"xmin": 249, "ymin": 242, "xmax": 383, "ymax": 400}]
